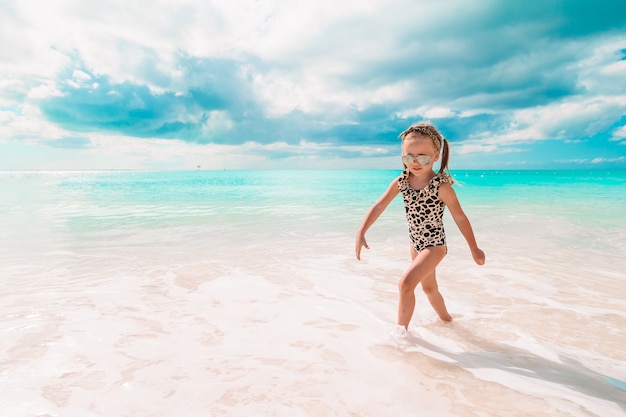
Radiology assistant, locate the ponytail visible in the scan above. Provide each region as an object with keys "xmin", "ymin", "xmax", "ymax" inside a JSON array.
[{"xmin": 438, "ymin": 138, "xmax": 449, "ymax": 175}]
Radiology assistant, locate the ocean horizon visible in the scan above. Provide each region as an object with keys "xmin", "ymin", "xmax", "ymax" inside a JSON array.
[{"xmin": 1, "ymin": 169, "xmax": 625, "ymax": 416}]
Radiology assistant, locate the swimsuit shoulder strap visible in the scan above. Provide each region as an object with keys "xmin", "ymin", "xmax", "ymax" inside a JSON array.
[{"xmin": 397, "ymin": 170, "xmax": 409, "ymax": 190}]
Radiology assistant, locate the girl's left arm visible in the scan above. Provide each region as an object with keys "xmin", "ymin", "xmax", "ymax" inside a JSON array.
[{"xmin": 439, "ymin": 183, "xmax": 485, "ymax": 265}]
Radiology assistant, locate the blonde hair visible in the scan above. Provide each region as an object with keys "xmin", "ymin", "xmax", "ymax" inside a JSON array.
[{"xmin": 399, "ymin": 122, "xmax": 450, "ymax": 175}]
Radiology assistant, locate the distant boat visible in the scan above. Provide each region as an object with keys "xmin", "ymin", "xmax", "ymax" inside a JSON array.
[{"xmin": 196, "ymin": 165, "xmax": 201, "ymax": 170}]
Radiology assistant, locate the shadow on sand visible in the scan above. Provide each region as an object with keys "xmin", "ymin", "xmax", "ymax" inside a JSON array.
[{"xmin": 396, "ymin": 322, "xmax": 626, "ymax": 411}]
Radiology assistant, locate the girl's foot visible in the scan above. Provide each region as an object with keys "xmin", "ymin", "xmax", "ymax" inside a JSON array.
[{"xmin": 439, "ymin": 313, "xmax": 453, "ymax": 322}]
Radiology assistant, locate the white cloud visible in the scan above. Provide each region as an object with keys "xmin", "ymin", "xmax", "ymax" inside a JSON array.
[
  {"xmin": 480, "ymin": 96, "xmax": 626, "ymax": 145},
  {"xmin": 26, "ymin": 83, "xmax": 64, "ymax": 99},
  {"xmin": 591, "ymin": 156, "xmax": 626, "ymax": 164},
  {"xmin": 4, "ymin": 0, "xmax": 388, "ymax": 86},
  {"xmin": 252, "ymin": 67, "xmax": 411, "ymax": 116},
  {"xmin": 0, "ymin": 79, "xmax": 26, "ymax": 106},
  {"xmin": 578, "ymin": 35, "xmax": 626, "ymax": 95},
  {"xmin": 455, "ymin": 143, "xmax": 500, "ymax": 155},
  {"xmin": 2, "ymin": 0, "xmax": 455, "ymax": 114},
  {"xmin": 396, "ymin": 105, "xmax": 456, "ymax": 119},
  {"xmin": 201, "ymin": 111, "xmax": 233, "ymax": 135},
  {"xmin": 610, "ymin": 125, "xmax": 626, "ymax": 143},
  {"xmin": 0, "ymin": 104, "xmax": 69, "ymax": 140},
  {"xmin": 72, "ymin": 70, "xmax": 91, "ymax": 83},
  {"xmin": 454, "ymin": 141, "xmax": 524, "ymax": 155}
]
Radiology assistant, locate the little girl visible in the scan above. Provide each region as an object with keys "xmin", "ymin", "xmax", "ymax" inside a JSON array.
[{"xmin": 355, "ymin": 122, "xmax": 485, "ymax": 330}]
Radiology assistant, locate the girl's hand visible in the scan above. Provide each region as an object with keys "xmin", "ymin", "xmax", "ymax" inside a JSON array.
[
  {"xmin": 355, "ymin": 235, "xmax": 369, "ymax": 260},
  {"xmin": 472, "ymin": 248, "xmax": 486, "ymax": 265}
]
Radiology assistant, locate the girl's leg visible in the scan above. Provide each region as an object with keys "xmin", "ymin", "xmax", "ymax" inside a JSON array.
[
  {"xmin": 421, "ymin": 270, "xmax": 452, "ymax": 322},
  {"xmin": 397, "ymin": 246, "xmax": 446, "ymax": 329}
]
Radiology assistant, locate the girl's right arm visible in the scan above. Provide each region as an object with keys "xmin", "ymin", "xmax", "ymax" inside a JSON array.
[{"xmin": 355, "ymin": 178, "xmax": 400, "ymax": 260}]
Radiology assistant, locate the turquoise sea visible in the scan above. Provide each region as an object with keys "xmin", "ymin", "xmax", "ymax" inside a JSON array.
[{"xmin": 1, "ymin": 170, "xmax": 625, "ymax": 416}]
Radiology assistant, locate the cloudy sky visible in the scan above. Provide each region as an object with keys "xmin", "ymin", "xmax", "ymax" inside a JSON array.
[{"xmin": 1, "ymin": 0, "xmax": 626, "ymax": 170}]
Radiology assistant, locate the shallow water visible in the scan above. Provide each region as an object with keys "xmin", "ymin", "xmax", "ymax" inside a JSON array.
[{"xmin": 1, "ymin": 170, "xmax": 625, "ymax": 416}]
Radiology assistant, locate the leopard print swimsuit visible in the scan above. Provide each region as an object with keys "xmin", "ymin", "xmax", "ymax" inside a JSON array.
[{"xmin": 397, "ymin": 170, "xmax": 452, "ymax": 253}]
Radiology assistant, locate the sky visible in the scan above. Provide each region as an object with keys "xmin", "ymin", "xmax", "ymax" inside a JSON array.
[{"xmin": 1, "ymin": 0, "xmax": 626, "ymax": 170}]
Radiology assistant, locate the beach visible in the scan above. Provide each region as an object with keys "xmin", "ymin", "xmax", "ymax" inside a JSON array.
[{"xmin": 1, "ymin": 169, "xmax": 625, "ymax": 416}]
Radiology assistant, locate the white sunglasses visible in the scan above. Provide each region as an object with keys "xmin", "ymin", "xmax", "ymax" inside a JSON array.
[{"xmin": 402, "ymin": 154, "xmax": 432, "ymax": 166}]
